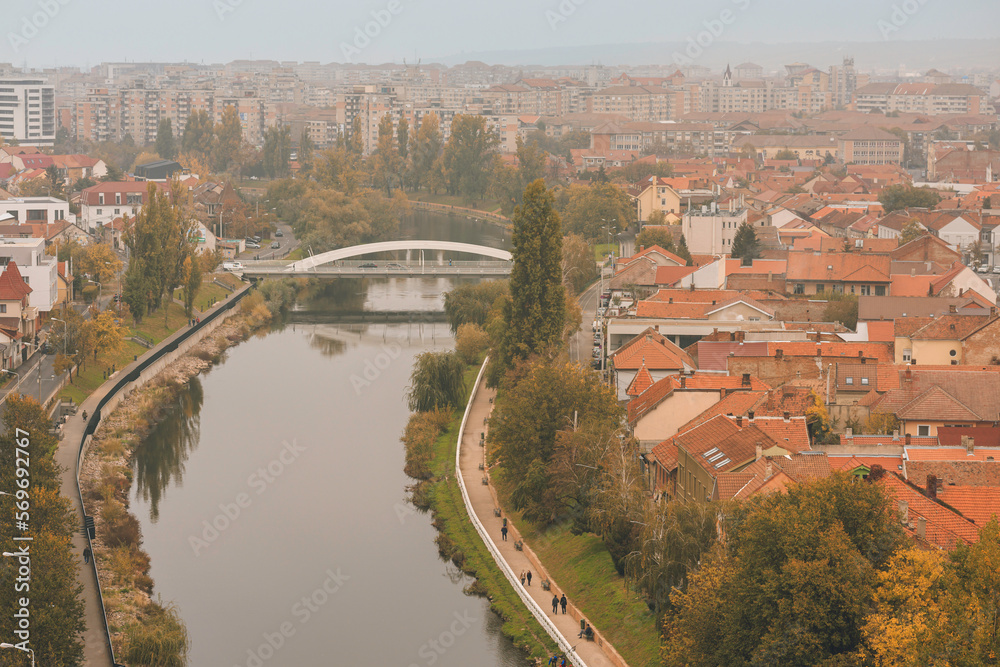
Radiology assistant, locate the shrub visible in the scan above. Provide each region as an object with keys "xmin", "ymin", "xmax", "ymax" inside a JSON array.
[
  {"xmin": 99, "ymin": 499, "xmax": 143, "ymax": 548},
  {"xmin": 455, "ymin": 323, "xmax": 490, "ymax": 365},
  {"xmin": 121, "ymin": 602, "xmax": 189, "ymax": 667}
]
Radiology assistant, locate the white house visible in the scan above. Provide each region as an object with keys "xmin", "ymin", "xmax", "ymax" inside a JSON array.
[
  {"xmin": 0, "ymin": 196, "xmax": 76, "ymax": 226},
  {"xmin": 0, "ymin": 236, "xmax": 58, "ymax": 313},
  {"xmin": 681, "ymin": 205, "xmax": 752, "ymax": 255},
  {"xmin": 80, "ymin": 181, "xmax": 165, "ymax": 232}
]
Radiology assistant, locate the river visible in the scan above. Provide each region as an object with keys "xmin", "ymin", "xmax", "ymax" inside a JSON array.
[{"xmin": 129, "ymin": 211, "xmax": 528, "ymax": 666}]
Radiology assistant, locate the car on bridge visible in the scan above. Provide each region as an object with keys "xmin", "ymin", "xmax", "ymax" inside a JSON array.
[
  {"xmin": 223, "ymin": 261, "xmax": 243, "ymax": 271},
  {"xmin": 359, "ymin": 262, "xmax": 377, "ymax": 269},
  {"xmin": 386, "ymin": 263, "xmax": 405, "ymax": 270}
]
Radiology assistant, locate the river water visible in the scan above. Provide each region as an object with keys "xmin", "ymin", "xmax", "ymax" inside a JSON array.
[{"xmin": 129, "ymin": 212, "xmax": 527, "ymax": 666}]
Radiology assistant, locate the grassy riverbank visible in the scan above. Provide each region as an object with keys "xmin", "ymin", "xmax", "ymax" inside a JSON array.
[{"xmin": 405, "ymin": 364, "xmax": 558, "ymax": 663}]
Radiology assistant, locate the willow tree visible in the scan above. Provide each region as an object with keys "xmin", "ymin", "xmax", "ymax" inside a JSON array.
[{"xmin": 407, "ymin": 351, "xmax": 466, "ymax": 412}]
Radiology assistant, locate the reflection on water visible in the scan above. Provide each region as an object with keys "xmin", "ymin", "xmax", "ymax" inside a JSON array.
[{"xmin": 131, "ymin": 378, "xmax": 204, "ymax": 523}]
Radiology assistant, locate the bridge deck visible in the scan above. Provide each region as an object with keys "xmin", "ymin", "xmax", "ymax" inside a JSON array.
[{"xmin": 240, "ymin": 259, "xmax": 511, "ymax": 277}]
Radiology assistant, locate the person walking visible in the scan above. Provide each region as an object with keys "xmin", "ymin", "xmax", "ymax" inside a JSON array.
[
  {"xmin": 83, "ymin": 547, "xmax": 91, "ymax": 564},
  {"xmin": 501, "ymin": 525, "xmax": 508, "ymax": 542},
  {"xmin": 548, "ymin": 655, "xmax": 558, "ymax": 666},
  {"xmin": 520, "ymin": 571, "xmax": 525, "ymax": 586},
  {"xmin": 551, "ymin": 595, "xmax": 559, "ymax": 614},
  {"xmin": 560, "ymin": 594, "xmax": 568, "ymax": 614},
  {"xmin": 526, "ymin": 570, "xmax": 532, "ymax": 586}
]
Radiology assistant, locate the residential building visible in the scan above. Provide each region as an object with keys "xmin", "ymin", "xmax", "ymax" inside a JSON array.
[
  {"xmin": 681, "ymin": 204, "xmax": 752, "ymax": 255},
  {"xmin": 838, "ymin": 127, "xmax": 904, "ymax": 166},
  {"xmin": 79, "ymin": 182, "xmax": 165, "ymax": 231},
  {"xmin": 0, "ymin": 236, "xmax": 58, "ymax": 313},
  {"xmin": 0, "ymin": 78, "xmax": 56, "ymax": 146}
]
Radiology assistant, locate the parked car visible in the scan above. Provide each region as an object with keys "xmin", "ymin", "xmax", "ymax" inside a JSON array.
[
  {"xmin": 271, "ymin": 241, "xmax": 280, "ymax": 249},
  {"xmin": 222, "ymin": 261, "xmax": 243, "ymax": 271},
  {"xmin": 246, "ymin": 242, "xmax": 260, "ymax": 249},
  {"xmin": 359, "ymin": 262, "xmax": 377, "ymax": 269},
  {"xmin": 992, "ymin": 266, "xmax": 1000, "ymax": 274},
  {"xmin": 591, "ymin": 359, "xmax": 602, "ymax": 369},
  {"xmin": 41, "ymin": 340, "xmax": 55, "ymax": 355}
]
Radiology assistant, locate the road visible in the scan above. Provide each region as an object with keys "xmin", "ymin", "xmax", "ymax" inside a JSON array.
[
  {"xmin": 239, "ymin": 220, "xmax": 299, "ymax": 261},
  {"xmin": 569, "ymin": 280, "xmax": 601, "ymax": 366}
]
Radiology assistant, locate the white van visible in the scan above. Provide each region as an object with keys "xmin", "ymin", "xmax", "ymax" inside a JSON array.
[{"xmin": 223, "ymin": 261, "xmax": 243, "ymax": 271}]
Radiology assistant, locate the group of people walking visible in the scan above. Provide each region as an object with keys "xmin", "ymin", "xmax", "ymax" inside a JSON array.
[{"xmin": 551, "ymin": 593, "xmax": 568, "ymax": 614}]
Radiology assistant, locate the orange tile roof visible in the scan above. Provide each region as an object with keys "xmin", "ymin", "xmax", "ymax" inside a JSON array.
[
  {"xmin": 741, "ymin": 416, "xmax": 812, "ymax": 453},
  {"xmin": 635, "ymin": 301, "xmax": 711, "ymax": 319},
  {"xmin": 677, "ymin": 390, "xmax": 767, "ymax": 433},
  {"xmin": 611, "ymin": 327, "xmax": 695, "ymax": 371},
  {"xmin": 654, "ymin": 265, "xmax": 698, "ymax": 285},
  {"xmin": 786, "ymin": 251, "xmax": 892, "ymax": 282},
  {"xmin": 767, "ymin": 341, "xmax": 894, "ymax": 363},
  {"xmin": 650, "ymin": 441, "xmax": 679, "ymax": 472},
  {"xmin": 905, "ymin": 460, "xmax": 1000, "ymax": 487},
  {"xmin": 935, "ymin": 487, "xmax": 1000, "ymax": 526},
  {"xmin": 905, "ymin": 447, "xmax": 1000, "ymax": 462},
  {"xmin": 626, "ymin": 364, "xmax": 655, "ymax": 397},
  {"xmin": 880, "ymin": 474, "xmax": 979, "ymax": 549},
  {"xmin": 890, "ymin": 274, "xmax": 934, "ymax": 297},
  {"xmin": 0, "ymin": 261, "xmax": 31, "ymax": 301}
]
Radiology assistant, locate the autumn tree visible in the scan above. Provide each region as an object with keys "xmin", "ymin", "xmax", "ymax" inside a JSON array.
[
  {"xmin": 443, "ymin": 280, "xmax": 509, "ymax": 332},
  {"xmin": 213, "ymin": 106, "xmax": 243, "ymax": 173},
  {"xmin": 488, "ymin": 355, "xmax": 622, "ymax": 522},
  {"xmin": 879, "ymin": 184, "xmax": 942, "ymax": 213},
  {"xmin": 373, "ymin": 113, "xmax": 402, "ymax": 196},
  {"xmin": 261, "ymin": 125, "xmax": 292, "ymax": 179},
  {"xmin": 182, "ymin": 110, "xmax": 215, "ymax": 160},
  {"xmin": 635, "ymin": 226, "xmax": 676, "ymax": 253},
  {"xmin": 155, "ymin": 118, "xmax": 177, "ymax": 160},
  {"xmin": 298, "ymin": 128, "xmax": 315, "ymax": 175},
  {"xmin": 562, "ymin": 233, "xmax": 598, "ymax": 295},
  {"xmin": 665, "ymin": 474, "xmax": 904, "ymax": 667},
  {"xmin": 442, "ymin": 114, "xmax": 499, "ymax": 202},
  {"xmin": 84, "ymin": 309, "xmax": 127, "ymax": 364},
  {"xmin": 396, "ymin": 116, "xmax": 409, "ymax": 186},
  {"xmin": 730, "ymin": 220, "xmax": 761, "ymax": 265},
  {"xmin": 676, "ymin": 234, "xmax": 693, "ymax": 266},
  {"xmin": 409, "ymin": 113, "xmax": 443, "ymax": 192},
  {"xmin": 560, "ymin": 182, "xmax": 634, "ymax": 239},
  {"xmin": 180, "ymin": 252, "xmax": 205, "ymax": 317},
  {"xmin": 75, "ymin": 242, "xmax": 122, "ymax": 284},
  {"xmin": 455, "ymin": 323, "xmax": 490, "ymax": 365},
  {"xmin": 899, "ymin": 218, "xmax": 926, "ymax": 245}
]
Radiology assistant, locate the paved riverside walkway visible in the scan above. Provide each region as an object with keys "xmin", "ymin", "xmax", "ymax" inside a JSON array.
[
  {"xmin": 53, "ymin": 284, "xmax": 248, "ymax": 666},
  {"xmin": 457, "ymin": 371, "xmax": 625, "ymax": 667}
]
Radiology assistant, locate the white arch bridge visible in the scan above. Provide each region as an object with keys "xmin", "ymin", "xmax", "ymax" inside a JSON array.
[{"xmin": 239, "ymin": 240, "xmax": 512, "ymax": 277}]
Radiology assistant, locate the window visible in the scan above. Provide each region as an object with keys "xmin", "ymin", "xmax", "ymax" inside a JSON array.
[
  {"xmin": 861, "ymin": 377, "xmax": 869, "ymax": 385},
  {"xmin": 903, "ymin": 349, "xmax": 912, "ymax": 362},
  {"xmin": 875, "ymin": 286, "xmax": 886, "ymax": 296},
  {"xmin": 0, "ymin": 305, "xmax": 6, "ymax": 313},
  {"xmin": 815, "ymin": 284, "xmax": 825, "ymax": 293},
  {"xmin": 950, "ymin": 349, "xmax": 957, "ymax": 357},
  {"xmin": 114, "ymin": 209, "xmax": 120, "ymax": 215},
  {"xmin": 918, "ymin": 425, "xmax": 930, "ymax": 436},
  {"xmin": 98, "ymin": 194, "xmax": 104, "ymax": 205},
  {"xmin": 845, "ymin": 377, "xmax": 854, "ymax": 385},
  {"xmin": 794, "ymin": 283, "xmax": 805, "ymax": 294}
]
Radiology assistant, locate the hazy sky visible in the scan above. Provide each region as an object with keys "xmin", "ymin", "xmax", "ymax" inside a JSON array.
[{"xmin": 5, "ymin": 0, "xmax": 999, "ymax": 68}]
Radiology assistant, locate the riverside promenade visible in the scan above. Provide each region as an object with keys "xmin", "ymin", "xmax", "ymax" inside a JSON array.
[
  {"xmin": 54, "ymin": 284, "xmax": 249, "ymax": 666},
  {"xmin": 456, "ymin": 363, "xmax": 627, "ymax": 667}
]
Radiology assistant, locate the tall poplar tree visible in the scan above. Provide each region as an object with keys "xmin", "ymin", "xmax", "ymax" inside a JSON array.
[
  {"xmin": 155, "ymin": 118, "xmax": 177, "ymax": 160},
  {"xmin": 492, "ymin": 179, "xmax": 565, "ymax": 381}
]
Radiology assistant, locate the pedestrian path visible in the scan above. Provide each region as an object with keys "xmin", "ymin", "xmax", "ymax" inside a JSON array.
[{"xmin": 456, "ymin": 365, "xmax": 626, "ymax": 667}]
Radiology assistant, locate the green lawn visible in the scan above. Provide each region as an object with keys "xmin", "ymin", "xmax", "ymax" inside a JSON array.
[
  {"xmin": 130, "ymin": 301, "xmax": 190, "ymax": 345},
  {"xmin": 593, "ymin": 243, "xmax": 616, "ymax": 262},
  {"xmin": 174, "ymin": 281, "xmax": 231, "ymax": 313},
  {"xmin": 58, "ymin": 340, "xmax": 148, "ymax": 405},
  {"xmin": 284, "ymin": 248, "xmax": 306, "ymax": 261},
  {"xmin": 520, "ymin": 520, "xmax": 662, "ymax": 666}
]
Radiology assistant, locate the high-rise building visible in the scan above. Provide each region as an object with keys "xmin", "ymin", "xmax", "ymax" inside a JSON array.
[{"xmin": 0, "ymin": 77, "xmax": 56, "ymax": 146}]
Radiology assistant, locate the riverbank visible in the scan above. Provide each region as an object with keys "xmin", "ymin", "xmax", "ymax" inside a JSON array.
[
  {"xmin": 74, "ymin": 282, "xmax": 297, "ymax": 664},
  {"xmin": 404, "ymin": 364, "xmax": 558, "ymax": 664}
]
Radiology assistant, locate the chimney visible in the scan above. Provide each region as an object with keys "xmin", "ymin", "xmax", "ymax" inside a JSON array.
[
  {"xmin": 892, "ymin": 430, "xmax": 900, "ymax": 441},
  {"xmin": 669, "ymin": 297, "xmax": 673, "ymax": 303},
  {"xmin": 917, "ymin": 516, "xmax": 927, "ymax": 539},
  {"xmin": 765, "ymin": 456, "xmax": 773, "ymax": 478},
  {"xmin": 949, "ymin": 304, "xmax": 958, "ymax": 314},
  {"xmin": 898, "ymin": 500, "xmax": 909, "ymax": 524},
  {"xmin": 776, "ymin": 348, "xmax": 784, "ymax": 360},
  {"xmin": 963, "ymin": 435, "xmax": 975, "ymax": 453},
  {"xmin": 904, "ymin": 367, "xmax": 912, "ymax": 381},
  {"xmin": 748, "ymin": 410, "xmax": 755, "ymax": 422},
  {"xmin": 926, "ymin": 261, "xmax": 932, "ymax": 272},
  {"xmin": 905, "ymin": 433, "xmax": 912, "ymax": 446},
  {"xmin": 736, "ymin": 416, "xmax": 744, "ymax": 427},
  {"xmin": 720, "ymin": 387, "xmax": 727, "ymax": 399},
  {"xmin": 783, "ymin": 411, "xmax": 790, "ymax": 422},
  {"xmin": 858, "ymin": 350, "xmax": 864, "ymax": 359},
  {"xmin": 736, "ymin": 330, "xmax": 746, "ymax": 343},
  {"xmin": 910, "ymin": 268, "xmax": 916, "ymax": 277},
  {"xmin": 926, "ymin": 474, "xmax": 937, "ymax": 499},
  {"xmin": 845, "ymin": 427, "xmax": 853, "ymax": 439},
  {"xmin": 755, "ymin": 443, "xmax": 763, "ymax": 460},
  {"xmin": 742, "ymin": 373, "xmax": 751, "ymax": 387},
  {"xmin": 638, "ymin": 245, "xmax": 644, "ymax": 252},
  {"xmin": 680, "ymin": 375, "xmax": 687, "ymax": 388}
]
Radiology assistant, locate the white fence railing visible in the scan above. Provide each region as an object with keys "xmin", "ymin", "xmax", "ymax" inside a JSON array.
[{"xmin": 454, "ymin": 357, "xmax": 589, "ymax": 667}]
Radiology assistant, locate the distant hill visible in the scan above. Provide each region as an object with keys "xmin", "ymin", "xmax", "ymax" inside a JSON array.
[{"xmin": 433, "ymin": 39, "xmax": 1000, "ymax": 74}]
